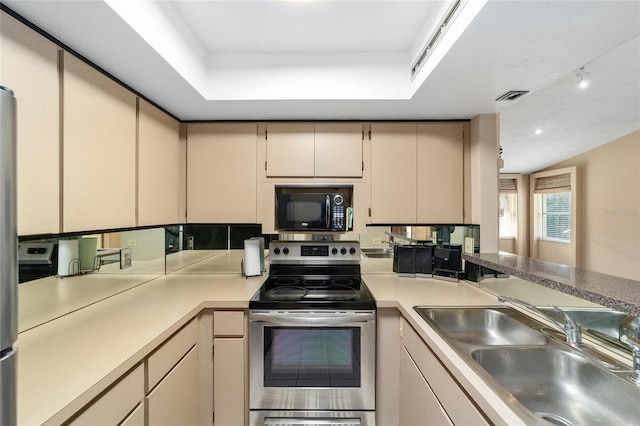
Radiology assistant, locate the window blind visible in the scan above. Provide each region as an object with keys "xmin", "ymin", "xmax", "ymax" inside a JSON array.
[
  {"xmin": 534, "ymin": 173, "xmax": 571, "ymax": 193},
  {"xmin": 499, "ymin": 178, "xmax": 517, "ymax": 194}
]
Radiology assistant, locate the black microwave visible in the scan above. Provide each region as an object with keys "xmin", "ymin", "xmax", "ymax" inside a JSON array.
[{"xmin": 276, "ymin": 186, "xmax": 352, "ymax": 232}]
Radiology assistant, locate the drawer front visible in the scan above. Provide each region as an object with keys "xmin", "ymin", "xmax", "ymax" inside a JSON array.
[
  {"xmin": 68, "ymin": 363, "xmax": 143, "ymax": 425},
  {"xmin": 147, "ymin": 318, "xmax": 198, "ymax": 391},
  {"xmin": 402, "ymin": 319, "xmax": 488, "ymax": 425},
  {"xmin": 214, "ymin": 310, "xmax": 245, "ymax": 337}
]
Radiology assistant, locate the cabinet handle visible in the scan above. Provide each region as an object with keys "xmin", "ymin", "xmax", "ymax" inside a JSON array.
[{"xmin": 265, "ymin": 418, "xmax": 361, "ymax": 425}]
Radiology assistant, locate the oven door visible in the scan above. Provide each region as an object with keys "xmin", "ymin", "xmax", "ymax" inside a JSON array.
[{"xmin": 250, "ymin": 310, "xmax": 376, "ymax": 411}]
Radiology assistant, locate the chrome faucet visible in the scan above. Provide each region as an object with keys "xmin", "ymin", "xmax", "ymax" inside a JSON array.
[
  {"xmin": 621, "ymin": 335, "xmax": 640, "ymax": 386},
  {"xmin": 497, "ymin": 296, "xmax": 582, "ymax": 347}
]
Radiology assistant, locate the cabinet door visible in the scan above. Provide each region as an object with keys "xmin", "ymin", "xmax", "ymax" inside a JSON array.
[
  {"xmin": 187, "ymin": 123, "xmax": 257, "ymax": 223},
  {"xmin": 403, "ymin": 319, "xmax": 489, "ymax": 425},
  {"xmin": 120, "ymin": 402, "xmax": 144, "ymax": 426},
  {"xmin": 417, "ymin": 123, "xmax": 464, "ymax": 223},
  {"xmin": 314, "ymin": 122, "xmax": 363, "ymax": 177},
  {"xmin": 1, "ymin": 12, "xmax": 60, "ymax": 235},
  {"xmin": 370, "ymin": 123, "xmax": 417, "ymax": 223},
  {"xmin": 69, "ymin": 364, "xmax": 144, "ymax": 425},
  {"xmin": 138, "ymin": 99, "xmax": 183, "ymax": 226},
  {"xmin": 214, "ymin": 337, "xmax": 246, "ymax": 426},
  {"xmin": 147, "ymin": 346, "xmax": 201, "ymax": 426},
  {"xmin": 265, "ymin": 122, "xmax": 315, "ymax": 177},
  {"xmin": 399, "ymin": 347, "xmax": 452, "ymax": 426},
  {"xmin": 62, "ymin": 52, "xmax": 137, "ymax": 232}
]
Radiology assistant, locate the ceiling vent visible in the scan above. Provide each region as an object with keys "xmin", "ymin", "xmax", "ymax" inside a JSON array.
[{"xmin": 495, "ymin": 91, "xmax": 529, "ymax": 101}]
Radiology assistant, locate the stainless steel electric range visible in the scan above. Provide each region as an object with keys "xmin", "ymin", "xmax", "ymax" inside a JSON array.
[{"xmin": 249, "ymin": 240, "xmax": 376, "ymax": 426}]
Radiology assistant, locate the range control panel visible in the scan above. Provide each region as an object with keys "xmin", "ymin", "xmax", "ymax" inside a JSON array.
[
  {"xmin": 18, "ymin": 242, "xmax": 55, "ymax": 265},
  {"xmin": 269, "ymin": 240, "xmax": 360, "ymax": 264}
]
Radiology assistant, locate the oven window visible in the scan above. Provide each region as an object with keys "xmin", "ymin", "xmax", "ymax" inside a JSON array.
[{"xmin": 264, "ymin": 327, "xmax": 361, "ymax": 387}]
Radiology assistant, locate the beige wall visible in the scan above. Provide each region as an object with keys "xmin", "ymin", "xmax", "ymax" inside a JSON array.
[
  {"xmin": 542, "ymin": 130, "xmax": 640, "ymax": 280},
  {"xmin": 470, "ymin": 114, "xmax": 500, "ymax": 253}
]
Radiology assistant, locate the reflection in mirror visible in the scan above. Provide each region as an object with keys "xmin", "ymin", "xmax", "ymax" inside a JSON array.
[
  {"xmin": 92, "ymin": 228, "xmax": 166, "ymax": 275},
  {"xmin": 165, "ymin": 224, "xmax": 272, "ymax": 274},
  {"xmin": 17, "ymin": 227, "xmax": 167, "ymax": 332}
]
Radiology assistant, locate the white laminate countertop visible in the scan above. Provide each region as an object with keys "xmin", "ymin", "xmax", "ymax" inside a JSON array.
[
  {"xmin": 15, "ymin": 251, "xmax": 619, "ymax": 425},
  {"xmin": 17, "ymin": 273, "xmax": 264, "ymax": 425}
]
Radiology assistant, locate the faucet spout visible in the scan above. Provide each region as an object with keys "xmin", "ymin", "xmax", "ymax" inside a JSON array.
[
  {"xmin": 621, "ymin": 335, "xmax": 640, "ymax": 386},
  {"xmin": 498, "ymin": 296, "xmax": 582, "ymax": 346}
]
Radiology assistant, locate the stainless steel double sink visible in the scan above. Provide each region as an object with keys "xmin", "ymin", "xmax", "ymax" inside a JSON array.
[{"xmin": 414, "ymin": 306, "xmax": 640, "ymax": 425}]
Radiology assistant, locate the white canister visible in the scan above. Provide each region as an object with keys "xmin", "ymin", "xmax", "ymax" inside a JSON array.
[{"xmin": 58, "ymin": 239, "xmax": 80, "ymax": 276}]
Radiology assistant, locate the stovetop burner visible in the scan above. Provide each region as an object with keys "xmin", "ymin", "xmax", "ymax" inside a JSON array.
[
  {"xmin": 265, "ymin": 283, "xmax": 359, "ymax": 301},
  {"xmin": 249, "ymin": 240, "xmax": 376, "ymax": 310}
]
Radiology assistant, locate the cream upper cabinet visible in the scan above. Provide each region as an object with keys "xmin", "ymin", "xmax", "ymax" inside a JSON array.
[
  {"xmin": 417, "ymin": 122, "xmax": 464, "ymax": 223},
  {"xmin": 314, "ymin": 122, "xmax": 363, "ymax": 177},
  {"xmin": 138, "ymin": 100, "xmax": 184, "ymax": 226},
  {"xmin": 370, "ymin": 122, "xmax": 417, "ymax": 223},
  {"xmin": 62, "ymin": 52, "xmax": 137, "ymax": 232},
  {"xmin": 265, "ymin": 122, "xmax": 363, "ymax": 178},
  {"xmin": 265, "ymin": 122, "xmax": 315, "ymax": 177},
  {"xmin": 1, "ymin": 12, "xmax": 60, "ymax": 235},
  {"xmin": 187, "ymin": 123, "xmax": 257, "ymax": 223}
]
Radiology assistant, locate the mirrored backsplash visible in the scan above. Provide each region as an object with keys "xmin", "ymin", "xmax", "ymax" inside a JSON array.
[
  {"xmin": 18, "ymin": 224, "xmax": 479, "ymax": 282},
  {"xmin": 18, "ymin": 224, "xmax": 272, "ymax": 282}
]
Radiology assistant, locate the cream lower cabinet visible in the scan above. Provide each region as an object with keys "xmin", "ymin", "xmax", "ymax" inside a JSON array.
[
  {"xmin": 213, "ymin": 310, "xmax": 247, "ymax": 425},
  {"xmin": 400, "ymin": 347, "xmax": 452, "ymax": 425},
  {"xmin": 67, "ymin": 364, "xmax": 144, "ymax": 425},
  {"xmin": 400, "ymin": 317, "xmax": 489, "ymax": 425},
  {"xmin": 146, "ymin": 319, "xmax": 201, "ymax": 425},
  {"xmin": 147, "ymin": 346, "xmax": 201, "ymax": 426}
]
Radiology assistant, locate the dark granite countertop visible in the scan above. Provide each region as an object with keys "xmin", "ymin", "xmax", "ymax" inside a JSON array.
[{"xmin": 463, "ymin": 253, "xmax": 640, "ymax": 317}]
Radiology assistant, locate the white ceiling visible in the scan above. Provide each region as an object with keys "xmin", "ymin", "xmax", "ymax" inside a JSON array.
[{"xmin": 2, "ymin": 0, "xmax": 639, "ymax": 174}]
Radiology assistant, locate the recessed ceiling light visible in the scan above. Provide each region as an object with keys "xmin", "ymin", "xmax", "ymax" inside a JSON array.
[
  {"xmin": 576, "ymin": 67, "xmax": 590, "ymax": 89},
  {"xmin": 534, "ymin": 128, "xmax": 543, "ymax": 135}
]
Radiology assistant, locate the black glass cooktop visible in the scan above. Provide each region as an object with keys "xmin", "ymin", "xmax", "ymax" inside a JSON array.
[{"xmin": 249, "ymin": 275, "xmax": 376, "ymax": 310}]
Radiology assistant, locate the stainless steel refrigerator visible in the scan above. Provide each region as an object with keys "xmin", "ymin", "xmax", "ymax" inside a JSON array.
[{"xmin": 0, "ymin": 86, "xmax": 18, "ymax": 426}]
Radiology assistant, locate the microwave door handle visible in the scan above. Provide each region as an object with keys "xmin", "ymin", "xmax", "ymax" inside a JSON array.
[
  {"xmin": 250, "ymin": 312, "xmax": 375, "ymax": 325},
  {"xmin": 326, "ymin": 194, "xmax": 331, "ymax": 229},
  {"xmin": 265, "ymin": 418, "xmax": 361, "ymax": 425}
]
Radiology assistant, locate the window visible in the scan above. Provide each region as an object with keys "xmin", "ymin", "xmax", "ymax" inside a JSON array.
[
  {"xmin": 499, "ymin": 193, "xmax": 517, "ymax": 238},
  {"xmin": 499, "ymin": 177, "xmax": 518, "ymax": 238},
  {"xmin": 534, "ymin": 172, "xmax": 572, "ymax": 243},
  {"xmin": 540, "ymin": 191, "xmax": 571, "ymax": 241}
]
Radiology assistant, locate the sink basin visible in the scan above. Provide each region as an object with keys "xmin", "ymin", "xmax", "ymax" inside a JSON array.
[
  {"xmin": 360, "ymin": 247, "xmax": 394, "ymax": 258},
  {"xmin": 472, "ymin": 347, "xmax": 640, "ymax": 425},
  {"xmin": 414, "ymin": 307, "xmax": 548, "ymax": 346}
]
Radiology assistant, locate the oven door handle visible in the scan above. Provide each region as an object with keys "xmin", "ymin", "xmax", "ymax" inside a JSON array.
[
  {"xmin": 250, "ymin": 312, "xmax": 375, "ymax": 326},
  {"xmin": 265, "ymin": 417, "xmax": 361, "ymax": 425}
]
